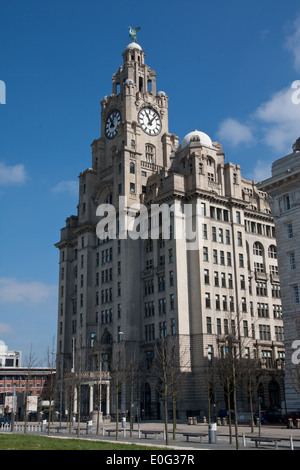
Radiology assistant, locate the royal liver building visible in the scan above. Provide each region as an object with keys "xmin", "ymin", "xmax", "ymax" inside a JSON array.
[{"xmin": 55, "ymin": 40, "xmax": 284, "ymax": 421}]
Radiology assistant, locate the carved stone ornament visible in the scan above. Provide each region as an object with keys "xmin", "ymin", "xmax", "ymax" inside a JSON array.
[{"xmin": 292, "ymin": 137, "xmax": 300, "ymax": 152}]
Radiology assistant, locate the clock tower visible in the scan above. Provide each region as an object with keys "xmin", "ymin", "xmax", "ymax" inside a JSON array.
[{"xmin": 91, "ymin": 41, "xmax": 178, "ymax": 204}]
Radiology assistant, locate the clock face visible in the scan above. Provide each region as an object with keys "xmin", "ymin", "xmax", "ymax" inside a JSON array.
[
  {"xmin": 105, "ymin": 110, "xmax": 121, "ymax": 139},
  {"xmin": 138, "ymin": 107, "xmax": 161, "ymax": 136}
]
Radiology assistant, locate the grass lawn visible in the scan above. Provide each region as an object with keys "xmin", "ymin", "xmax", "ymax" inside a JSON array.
[{"xmin": 0, "ymin": 433, "xmax": 165, "ymax": 451}]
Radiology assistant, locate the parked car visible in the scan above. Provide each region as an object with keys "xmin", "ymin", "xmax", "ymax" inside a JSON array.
[
  {"xmin": 0, "ymin": 417, "xmax": 10, "ymax": 425},
  {"xmin": 254, "ymin": 410, "xmax": 283, "ymax": 424},
  {"xmin": 217, "ymin": 409, "xmax": 235, "ymax": 419}
]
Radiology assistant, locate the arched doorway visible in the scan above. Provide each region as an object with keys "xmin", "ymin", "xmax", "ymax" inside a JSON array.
[
  {"xmin": 141, "ymin": 383, "xmax": 152, "ymax": 420},
  {"xmin": 269, "ymin": 380, "xmax": 281, "ymax": 409}
]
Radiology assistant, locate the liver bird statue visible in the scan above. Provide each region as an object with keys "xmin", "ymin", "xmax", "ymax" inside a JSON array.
[{"xmin": 129, "ymin": 26, "xmax": 141, "ymax": 43}]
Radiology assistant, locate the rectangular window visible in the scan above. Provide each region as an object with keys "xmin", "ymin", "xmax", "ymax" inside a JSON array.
[
  {"xmin": 259, "ymin": 325, "xmax": 271, "ymax": 341},
  {"xmin": 243, "ymin": 320, "xmax": 249, "ymax": 337},
  {"xmin": 206, "ymin": 317, "xmax": 212, "ymax": 334},
  {"xmin": 273, "ymin": 304, "xmax": 282, "ymax": 319},
  {"xmin": 171, "ymin": 318, "xmax": 176, "ymax": 335},
  {"xmin": 239, "ymin": 253, "xmax": 244, "ymax": 268},
  {"xmin": 158, "ymin": 298, "xmax": 166, "ymax": 315},
  {"xmin": 158, "ymin": 275, "xmax": 165, "ymax": 291},
  {"xmin": 283, "ymin": 194, "xmax": 291, "ymax": 211},
  {"xmin": 287, "ymin": 223, "xmax": 293, "ymax": 238},
  {"xmin": 275, "ymin": 326, "xmax": 284, "ymax": 342},
  {"xmin": 217, "ymin": 318, "xmax": 221, "ymax": 335},
  {"xmin": 237, "ymin": 231, "xmax": 242, "ymax": 246},
  {"xmin": 228, "ymin": 273, "xmax": 233, "ymax": 289},
  {"xmin": 226, "ymin": 230, "xmax": 230, "ymax": 245},
  {"xmin": 204, "ymin": 269, "xmax": 210, "ymax": 284},
  {"xmin": 290, "ymin": 252, "xmax": 296, "ymax": 270},
  {"xmin": 293, "ymin": 285, "xmax": 300, "ymax": 303}
]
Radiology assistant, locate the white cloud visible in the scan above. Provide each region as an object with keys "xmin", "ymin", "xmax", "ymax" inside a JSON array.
[
  {"xmin": 51, "ymin": 180, "xmax": 78, "ymax": 196},
  {"xmin": 248, "ymin": 159, "xmax": 272, "ymax": 183},
  {"xmin": 0, "ymin": 278, "xmax": 57, "ymax": 305},
  {"xmin": 217, "ymin": 85, "xmax": 300, "ymax": 154},
  {"xmin": 254, "ymin": 86, "xmax": 300, "ymax": 153},
  {"xmin": 216, "ymin": 118, "xmax": 254, "ymax": 147},
  {"xmin": 0, "ymin": 162, "xmax": 27, "ymax": 185}
]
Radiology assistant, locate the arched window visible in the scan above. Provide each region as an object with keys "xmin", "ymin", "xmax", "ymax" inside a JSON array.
[
  {"xmin": 101, "ymin": 331, "xmax": 113, "ymax": 345},
  {"xmin": 268, "ymin": 245, "xmax": 277, "ymax": 259},
  {"xmin": 105, "ymin": 194, "xmax": 113, "ymax": 204},
  {"xmin": 253, "ymin": 242, "xmax": 263, "ymax": 256},
  {"xmin": 130, "ymin": 161, "xmax": 135, "ymax": 174}
]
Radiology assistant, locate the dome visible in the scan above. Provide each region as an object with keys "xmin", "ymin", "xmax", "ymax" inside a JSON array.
[
  {"xmin": 180, "ymin": 130, "xmax": 213, "ymax": 149},
  {"xmin": 126, "ymin": 42, "xmax": 142, "ymax": 51}
]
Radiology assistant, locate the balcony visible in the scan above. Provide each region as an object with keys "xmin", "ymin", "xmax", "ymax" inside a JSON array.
[{"xmin": 255, "ymin": 271, "xmax": 268, "ymax": 281}]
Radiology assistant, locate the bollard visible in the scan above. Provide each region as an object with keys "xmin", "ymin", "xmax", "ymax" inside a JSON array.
[
  {"xmin": 86, "ymin": 420, "xmax": 92, "ymax": 435},
  {"xmin": 242, "ymin": 434, "xmax": 246, "ymax": 447},
  {"xmin": 290, "ymin": 436, "xmax": 294, "ymax": 450},
  {"xmin": 208, "ymin": 423, "xmax": 217, "ymax": 443}
]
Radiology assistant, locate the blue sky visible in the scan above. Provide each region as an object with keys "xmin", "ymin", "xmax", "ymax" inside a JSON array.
[{"xmin": 0, "ymin": 0, "xmax": 300, "ymax": 364}]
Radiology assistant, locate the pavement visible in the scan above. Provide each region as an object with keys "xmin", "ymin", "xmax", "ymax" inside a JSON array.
[{"xmin": 45, "ymin": 420, "xmax": 300, "ymax": 451}]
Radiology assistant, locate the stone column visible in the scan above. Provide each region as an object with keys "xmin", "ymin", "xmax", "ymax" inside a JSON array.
[
  {"xmin": 106, "ymin": 384, "xmax": 110, "ymax": 415},
  {"xmin": 89, "ymin": 384, "xmax": 94, "ymax": 414}
]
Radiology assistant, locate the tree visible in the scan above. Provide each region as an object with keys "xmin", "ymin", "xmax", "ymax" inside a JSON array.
[
  {"xmin": 44, "ymin": 341, "xmax": 56, "ymax": 436},
  {"xmin": 151, "ymin": 335, "xmax": 188, "ymax": 445},
  {"xmin": 110, "ymin": 340, "xmax": 127, "ymax": 441},
  {"xmin": 123, "ymin": 340, "xmax": 142, "ymax": 437},
  {"xmin": 22, "ymin": 345, "xmax": 39, "ymax": 434}
]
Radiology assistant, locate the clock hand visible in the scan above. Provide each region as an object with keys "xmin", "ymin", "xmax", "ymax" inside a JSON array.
[{"xmin": 148, "ymin": 115, "xmax": 156, "ymax": 125}]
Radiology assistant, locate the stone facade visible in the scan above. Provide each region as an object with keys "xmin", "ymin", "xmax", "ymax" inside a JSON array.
[
  {"xmin": 259, "ymin": 142, "xmax": 300, "ymax": 412},
  {"xmin": 55, "ymin": 42, "xmax": 285, "ymax": 420}
]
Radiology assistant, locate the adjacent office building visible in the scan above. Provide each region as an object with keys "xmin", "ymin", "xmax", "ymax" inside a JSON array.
[{"xmin": 259, "ymin": 138, "xmax": 300, "ymax": 412}]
